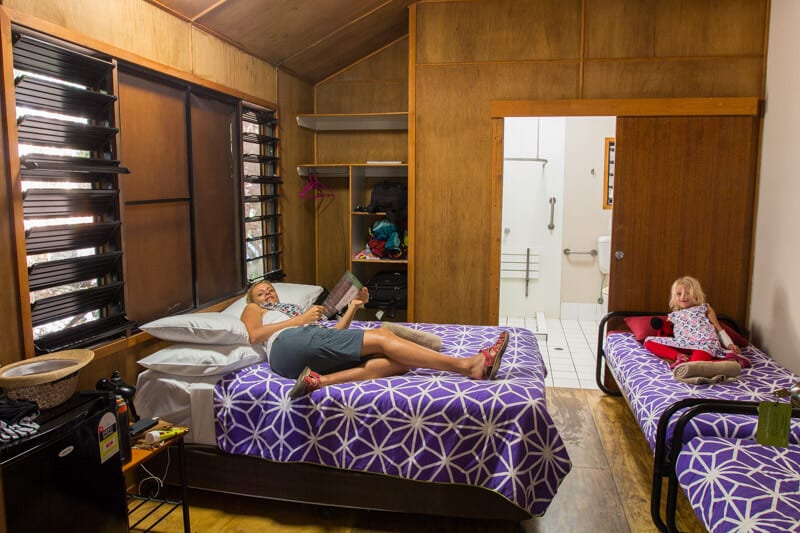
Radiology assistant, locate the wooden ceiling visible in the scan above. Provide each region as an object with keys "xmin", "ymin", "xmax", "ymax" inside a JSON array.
[{"xmin": 147, "ymin": 0, "xmax": 412, "ymax": 82}]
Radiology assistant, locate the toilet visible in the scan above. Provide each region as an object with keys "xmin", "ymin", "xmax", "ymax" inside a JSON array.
[
  {"xmin": 597, "ymin": 235, "xmax": 611, "ymax": 275},
  {"xmin": 597, "ymin": 235, "xmax": 611, "ymax": 297}
]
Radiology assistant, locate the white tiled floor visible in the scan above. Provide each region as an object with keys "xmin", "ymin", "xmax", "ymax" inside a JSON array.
[{"xmin": 502, "ymin": 315, "xmax": 600, "ymax": 389}]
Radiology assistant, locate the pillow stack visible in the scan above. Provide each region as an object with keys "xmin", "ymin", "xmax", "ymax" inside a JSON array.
[{"xmin": 138, "ymin": 283, "xmax": 324, "ymax": 378}]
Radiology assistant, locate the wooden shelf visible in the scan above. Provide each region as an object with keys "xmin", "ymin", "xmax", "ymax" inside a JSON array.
[
  {"xmin": 298, "ymin": 163, "xmax": 407, "ymax": 178},
  {"xmin": 296, "ymin": 112, "xmax": 408, "ymax": 131},
  {"xmin": 352, "ymin": 257, "xmax": 408, "ymax": 264}
]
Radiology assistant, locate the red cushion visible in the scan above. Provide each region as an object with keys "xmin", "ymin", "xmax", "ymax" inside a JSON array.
[
  {"xmin": 721, "ymin": 322, "xmax": 749, "ymax": 347},
  {"xmin": 624, "ymin": 315, "xmax": 668, "ymax": 342}
]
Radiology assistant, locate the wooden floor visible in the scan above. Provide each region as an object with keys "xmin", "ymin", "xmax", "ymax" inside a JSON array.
[{"xmin": 130, "ymin": 388, "xmax": 707, "ymax": 533}]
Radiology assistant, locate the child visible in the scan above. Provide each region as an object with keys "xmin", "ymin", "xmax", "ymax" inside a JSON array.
[{"xmin": 644, "ymin": 276, "xmax": 749, "ymax": 368}]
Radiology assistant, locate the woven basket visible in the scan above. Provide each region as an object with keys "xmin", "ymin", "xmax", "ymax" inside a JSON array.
[{"xmin": 5, "ymin": 372, "xmax": 79, "ymax": 410}]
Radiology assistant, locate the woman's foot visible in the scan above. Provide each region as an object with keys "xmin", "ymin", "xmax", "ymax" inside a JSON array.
[
  {"xmin": 481, "ymin": 331, "xmax": 509, "ymax": 380},
  {"xmin": 724, "ymin": 351, "xmax": 751, "ymax": 369},
  {"xmin": 289, "ymin": 367, "xmax": 322, "ymax": 398}
]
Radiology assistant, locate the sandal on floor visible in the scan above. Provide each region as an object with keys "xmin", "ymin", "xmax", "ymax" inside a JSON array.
[
  {"xmin": 289, "ymin": 366, "xmax": 322, "ymax": 399},
  {"xmin": 482, "ymin": 331, "xmax": 509, "ymax": 380}
]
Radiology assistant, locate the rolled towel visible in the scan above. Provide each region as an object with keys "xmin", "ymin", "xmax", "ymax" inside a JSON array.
[
  {"xmin": 380, "ymin": 322, "xmax": 442, "ymax": 352},
  {"xmin": 672, "ymin": 360, "xmax": 742, "ymax": 384}
]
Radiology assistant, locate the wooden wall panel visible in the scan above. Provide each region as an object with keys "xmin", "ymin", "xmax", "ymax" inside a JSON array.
[
  {"xmin": 316, "ymin": 39, "xmax": 409, "ymax": 114},
  {"xmin": 6, "ymin": 0, "xmax": 193, "ymax": 72},
  {"xmin": 653, "ymin": 0, "xmax": 767, "ymax": 57},
  {"xmin": 277, "ymin": 71, "xmax": 316, "ymax": 285},
  {"xmin": 416, "ymin": 0, "xmax": 581, "ymax": 64},
  {"xmin": 118, "ymin": 71, "xmax": 189, "ymax": 201},
  {"xmin": 190, "ymin": 92, "xmax": 241, "ymax": 304},
  {"xmin": 314, "ymin": 179, "xmax": 351, "ymax": 291},
  {"xmin": 411, "ymin": 0, "xmax": 768, "ymax": 325},
  {"xmin": 583, "ymin": 57, "xmax": 764, "ymax": 99},
  {"xmin": 123, "ymin": 203, "xmax": 194, "ymax": 322},
  {"xmin": 316, "ymin": 131, "xmax": 407, "ymax": 164},
  {"xmin": 191, "ymin": 28, "xmax": 277, "ymax": 105},
  {"xmin": 414, "ymin": 62, "xmax": 580, "ymax": 324}
]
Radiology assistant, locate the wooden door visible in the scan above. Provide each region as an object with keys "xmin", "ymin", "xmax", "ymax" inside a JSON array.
[{"xmin": 608, "ymin": 116, "xmax": 758, "ymax": 327}]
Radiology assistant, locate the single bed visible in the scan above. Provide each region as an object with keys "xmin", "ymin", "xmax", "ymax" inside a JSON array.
[
  {"xmin": 135, "ymin": 321, "xmax": 571, "ymax": 521},
  {"xmin": 668, "ymin": 400, "xmax": 800, "ymax": 533},
  {"xmin": 594, "ymin": 311, "xmax": 800, "ymax": 531}
]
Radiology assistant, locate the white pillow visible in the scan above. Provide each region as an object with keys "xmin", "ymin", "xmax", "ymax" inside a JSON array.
[
  {"xmin": 137, "ymin": 343, "xmax": 266, "ymax": 376},
  {"xmin": 222, "ymin": 282, "xmax": 324, "ymax": 318},
  {"xmin": 140, "ymin": 312, "xmax": 249, "ymax": 344}
]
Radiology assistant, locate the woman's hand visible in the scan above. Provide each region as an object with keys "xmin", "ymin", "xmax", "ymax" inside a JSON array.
[
  {"xmin": 351, "ymin": 287, "xmax": 370, "ymax": 308},
  {"xmin": 728, "ymin": 343, "xmax": 741, "ymax": 355},
  {"xmin": 302, "ymin": 305, "xmax": 325, "ymax": 324}
]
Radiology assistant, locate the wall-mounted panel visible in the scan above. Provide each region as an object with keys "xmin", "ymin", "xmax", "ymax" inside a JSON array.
[
  {"xmin": 583, "ymin": 58, "xmax": 763, "ymax": 99},
  {"xmin": 118, "ymin": 71, "xmax": 189, "ymax": 201},
  {"xmin": 191, "ymin": 28, "xmax": 278, "ymax": 104},
  {"xmin": 123, "ymin": 202, "xmax": 193, "ymax": 322},
  {"xmin": 6, "ymin": 0, "xmax": 193, "ymax": 72},
  {"xmin": 190, "ymin": 92, "xmax": 241, "ymax": 304},
  {"xmin": 417, "ymin": 0, "xmax": 581, "ymax": 64}
]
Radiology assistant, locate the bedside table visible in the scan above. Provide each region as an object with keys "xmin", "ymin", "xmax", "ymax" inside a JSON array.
[{"xmin": 123, "ymin": 421, "xmax": 190, "ymax": 533}]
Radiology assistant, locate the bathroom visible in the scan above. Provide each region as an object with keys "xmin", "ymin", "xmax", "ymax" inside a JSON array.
[{"xmin": 499, "ymin": 116, "xmax": 615, "ymax": 330}]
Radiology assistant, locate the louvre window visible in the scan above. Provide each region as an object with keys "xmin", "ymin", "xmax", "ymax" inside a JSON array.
[
  {"xmin": 240, "ymin": 103, "xmax": 283, "ymax": 283},
  {"xmin": 13, "ymin": 30, "xmax": 135, "ymax": 353}
]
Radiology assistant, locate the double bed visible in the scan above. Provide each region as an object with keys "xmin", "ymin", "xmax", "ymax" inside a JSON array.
[{"xmin": 135, "ymin": 320, "xmax": 572, "ymax": 521}]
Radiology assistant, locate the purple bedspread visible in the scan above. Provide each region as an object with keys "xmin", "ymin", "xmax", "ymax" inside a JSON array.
[
  {"xmin": 605, "ymin": 332, "xmax": 800, "ymax": 451},
  {"xmin": 214, "ymin": 322, "xmax": 571, "ymax": 517},
  {"xmin": 677, "ymin": 437, "xmax": 800, "ymax": 532}
]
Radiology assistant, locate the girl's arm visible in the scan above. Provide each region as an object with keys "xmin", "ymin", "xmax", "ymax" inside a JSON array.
[
  {"xmin": 332, "ymin": 287, "xmax": 369, "ymax": 330},
  {"xmin": 707, "ymin": 305, "xmax": 740, "ymax": 354},
  {"xmin": 241, "ymin": 303, "xmax": 324, "ymax": 344}
]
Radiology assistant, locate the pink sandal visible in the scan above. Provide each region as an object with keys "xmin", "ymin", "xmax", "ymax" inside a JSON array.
[
  {"xmin": 482, "ymin": 331, "xmax": 509, "ymax": 380},
  {"xmin": 289, "ymin": 367, "xmax": 322, "ymax": 398}
]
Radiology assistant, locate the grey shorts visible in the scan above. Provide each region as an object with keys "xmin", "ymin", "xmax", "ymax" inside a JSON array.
[{"xmin": 268, "ymin": 327, "xmax": 364, "ymax": 379}]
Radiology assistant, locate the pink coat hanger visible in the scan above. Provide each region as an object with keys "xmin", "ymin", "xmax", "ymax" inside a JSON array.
[{"xmin": 300, "ymin": 173, "xmax": 334, "ymax": 199}]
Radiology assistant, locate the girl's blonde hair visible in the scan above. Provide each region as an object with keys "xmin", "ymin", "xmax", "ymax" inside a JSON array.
[
  {"xmin": 245, "ymin": 281, "xmax": 273, "ymax": 304},
  {"xmin": 669, "ymin": 276, "xmax": 706, "ymax": 310}
]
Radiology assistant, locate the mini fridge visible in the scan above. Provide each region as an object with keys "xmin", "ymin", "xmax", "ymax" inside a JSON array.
[{"xmin": 0, "ymin": 391, "xmax": 129, "ymax": 532}]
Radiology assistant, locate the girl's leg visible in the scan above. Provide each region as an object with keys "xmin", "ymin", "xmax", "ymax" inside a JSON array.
[
  {"xmin": 644, "ymin": 340, "xmax": 688, "ymax": 361},
  {"xmin": 360, "ymin": 328, "xmax": 493, "ymax": 380},
  {"xmin": 318, "ymin": 357, "xmax": 409, "ymax": 387},
  {"xmin": 689, "ymin": 350, "xmax": 712, "ymax": 362}
]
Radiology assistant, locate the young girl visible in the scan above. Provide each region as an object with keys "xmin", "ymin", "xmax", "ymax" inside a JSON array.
[
  {"xmin": 644, "ymin": 276, "xmax": 749, "ymax": 368},
  {"xmin": 240, "ymin": 281, "xmax": 509, "ymax": 398}
]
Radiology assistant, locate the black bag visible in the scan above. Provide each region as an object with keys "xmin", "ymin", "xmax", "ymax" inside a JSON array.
[
  {"xmin": 365, "ymin": 271, "xmax": 407, "ymax": 316},
  {"xmin": 367, "ymin": 181, "xmax": 407, "ymax": 217}
]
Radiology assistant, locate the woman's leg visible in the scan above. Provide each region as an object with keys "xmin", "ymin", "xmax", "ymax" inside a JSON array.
[
  {"xmin": 360, "ymin": 328, "xmax": 490, "ymax": 380},
  {"xmin": 316, "ymin": 357, "xmax": 409, "ymax": 388}
]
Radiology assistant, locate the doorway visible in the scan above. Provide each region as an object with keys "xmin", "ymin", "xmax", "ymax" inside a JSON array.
[{"xmin": 499, "ymin": 116, "xmax": 615, "ymax": 325}]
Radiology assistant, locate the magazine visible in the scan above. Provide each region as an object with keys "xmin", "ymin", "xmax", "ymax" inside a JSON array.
[{"xmin": 321, "ymin": 271, "xmax": 363, "ymax": 318}]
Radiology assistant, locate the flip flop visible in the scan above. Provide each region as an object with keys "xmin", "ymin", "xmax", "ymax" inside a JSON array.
[{"xmin": 482, "ymin": 331, "xmax": 509, "ymax": 380}]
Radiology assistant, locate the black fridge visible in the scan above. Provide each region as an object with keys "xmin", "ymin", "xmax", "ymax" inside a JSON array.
[{"xmin": 0, "ymin": 391, "xmax": 129, "ymax": 533}]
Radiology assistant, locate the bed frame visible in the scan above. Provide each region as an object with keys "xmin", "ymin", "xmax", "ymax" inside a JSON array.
[{"xmin": 161, "ymin": 444, "xmax": 531, "ymax": 521}]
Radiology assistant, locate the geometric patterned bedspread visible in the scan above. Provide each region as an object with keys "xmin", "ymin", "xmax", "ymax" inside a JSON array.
[
  {"xmin": 677, "ymin": 437, "xmax": 800, "ymax": 532},
  {"xmin": 605, "ymin": 332, "xmax": 800, "ymax": 452},
  {"xmin": 214, "ymin": 322, "xmax": 572, "ymax": 517}
]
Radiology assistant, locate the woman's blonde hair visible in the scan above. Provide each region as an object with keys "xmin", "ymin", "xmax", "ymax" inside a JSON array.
[
  {"xmin": 245, "ymin": 281, "xmax": 273, "ymax": 304},
  {"xmin": 669, "ymin": 276, "xmax": 706, "ymax": 310}
]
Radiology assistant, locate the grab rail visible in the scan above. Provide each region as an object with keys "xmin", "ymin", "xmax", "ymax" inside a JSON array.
[{"xmin": 563, "ymin": 248, "xmax": 597, "ymax": 256}]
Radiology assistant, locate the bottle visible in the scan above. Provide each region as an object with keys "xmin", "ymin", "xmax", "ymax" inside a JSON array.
[{"xmin": 115, "ymin": 395, "xmax": 132, "ymax": 464}]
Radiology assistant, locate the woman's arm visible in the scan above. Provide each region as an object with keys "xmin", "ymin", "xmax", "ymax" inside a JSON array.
[
  {"xmin": 332, "ymin": 287, "xmax": 369, "ymax": 330},
  {"xmin": 707, "ymin": 305, "xmax": 740, "ymax": 354},
  {"xmin": 241, "ymin": 303, "xmax": 324, "ymax": 344}
]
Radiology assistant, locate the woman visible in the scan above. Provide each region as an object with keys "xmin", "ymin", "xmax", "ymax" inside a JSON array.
[{"xmin": 240, "ymin": 281, "xmax": 509, "ymax": 398}]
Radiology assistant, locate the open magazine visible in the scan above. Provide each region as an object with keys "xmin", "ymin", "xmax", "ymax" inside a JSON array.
[{"xmin": 321, "ymin": 271, "xmax": 363, "ymax": 318}]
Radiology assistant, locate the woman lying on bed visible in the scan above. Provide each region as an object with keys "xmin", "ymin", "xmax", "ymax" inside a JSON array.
[{"xmin": 241, "ymin": 281, "xmax": 509, "ymax": 398}]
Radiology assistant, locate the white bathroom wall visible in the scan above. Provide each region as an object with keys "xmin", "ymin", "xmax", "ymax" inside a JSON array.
[
  {"xmin": 500, "ymin": 117, "xmax": 565, "ymax": 318},
  {"xmin": 561, "ymin": 116, "xmax": 616, "ymax": 318}
]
